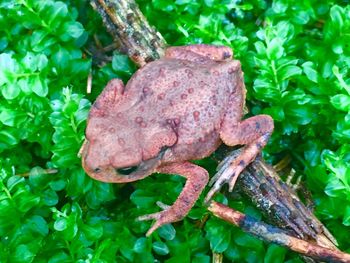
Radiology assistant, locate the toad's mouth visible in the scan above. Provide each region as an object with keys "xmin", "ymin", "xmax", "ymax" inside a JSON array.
[{"xmin": 80, "ymin": 140, "xmax": 166, "ymax": 183}]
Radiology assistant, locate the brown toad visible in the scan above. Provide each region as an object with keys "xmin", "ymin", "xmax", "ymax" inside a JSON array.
[{"xmin": 80, "ymin": 44, "xmax": 274, "ymax": 236}]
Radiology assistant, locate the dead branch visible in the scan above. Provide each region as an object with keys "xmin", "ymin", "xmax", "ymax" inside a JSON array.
[
  {"xmin": 208, "ymin": 201, "xmax": 350, "ymax": 263},
  {"xmin": 90, "ymin": 0, "xmax": 167, "ymax": 66}
]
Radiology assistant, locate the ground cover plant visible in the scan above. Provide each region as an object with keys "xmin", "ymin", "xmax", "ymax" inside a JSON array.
[{"xmin": 0, "ymin": 0, "xmax": 349, "ymax": 262}]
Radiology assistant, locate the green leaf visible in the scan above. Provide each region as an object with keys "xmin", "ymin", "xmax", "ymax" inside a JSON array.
[
  {"xmin": 0, "ymin": 53, "xmax": 17, "ymax": 73},
  {"xmin": 112, "ymin": 54, "xmax": 134, "ymax": 74},
  {"xmin": 134, "ymin": 237, "xmax": 149, "ymax": 253},
  {"xmin": 27, "ymin": 215, "xmax": 49, "ymax": 236},
  {"xmin": 30, "ymin": 75, "xmax": 48, "ymax": 97},
  {"xmin": 302, "ymin": 61, "xmax": 318, "ymax": 83},
  {"xmin": 130, "ymin": 189, "xmax": 157, "ymax": 208},
  {"xmin": 82, "ymin": 223, "xmax": 103, "ymax": 241},
  {"xmin": 330, "ymin": 5, "xmax": 344, "ymax": 32},
  {"xmin": 65, "ymin": 21, "xmax": 84, "ymax": 39},
  {"xmin": 330, "ymin": 94, "xmax": 350, "ymax": 112},
  {"xmin": 266, "ymin": 38, "xmax": 284, "ymax": 60},
  {"xmin": 0, "ymin": 108, "xmax": 16, "ymax": 126},
  {"xmin": 192, "ymin": 254, "xmax": 210, "ymax": 263},
  {"xmin": 12, "ymin": 244, "xmax": 35, "ymax": 263},
  {"xmin": 158, "ymin": 223, "xmax": 176, "ymax": 240},
  {"xmin": 152, "ymin": 241, "xmax": 169, "ymax": 255},
  {"xmin": 54, "ymin": 218, "xmax": 68, "ymax": 231},
  {"xmin": 2, "ymin": 82, "xmax": 21, "ymax": 99},
  {"xmin": 43, "ymin": 188, "xmax": 59, "ymax": 206},
  {"xmin": 279, "ymin": 65, "xmax": 302, "ymax": 80},
  {"xmin": 264, "ymin": 244, "xmax": 287, "ymax": 263},
  {"xmin": 205, "ymin": 219, "xmax": 231, "ymax": 253},
  {"xmin": 343, "ymin": 206, "xmax": 350, "ymax": 226}
]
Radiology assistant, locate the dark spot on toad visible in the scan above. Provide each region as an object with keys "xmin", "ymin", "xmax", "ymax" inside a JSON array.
[
  {"xmin": 188, "ymin": 88, "xmax": 194, "ymax": 94},
  {"xmin": 185, "ymin": 69, "xmax": 193, "ymax": 78},
  {"xmin": 158, "ymin": 93, "xmax": 165, "ymax": 100},
  {"xmin": 193, "ymin": 111, "xmax": 200, "ymax": 121},
  {"xmin": 173, "ymin": 81, "xmax": 180, "ymax": 87},
  {"xmin": 94, "ymin": 167, "xmax": 101, "ymax": 173},
  {"xmin": 228, "ymin": 67, "xmax": 236, "ymax": 74},
  {"xmin": 109, "ymin": 127, "xmax": 115, "ymax": 133},
  {"xmin": 135, "ymin": 117, "xmax": 143, "ymax": 123},
  {"xmin": 239, "ymin": 160, "xmax": 245, "ymax": 166},
  {"xmin": 181, "ymin": 94, "xmax": 187, "ymax": 99},
  {"xmin": 143, "ymin": 87, "xmax": 150, "ymax": 94},
  {"xmin": 255, "ymin": 122, "xmax": 261, "ymax": 130},
  {"xmin": 210, "ymin": 95, "xmax": 217, "ymax": 105}
]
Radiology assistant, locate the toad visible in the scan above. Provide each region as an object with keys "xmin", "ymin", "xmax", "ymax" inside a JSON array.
[{"xmin": 81, "ymin": 44, "xmax": 273, "ymax": 236}]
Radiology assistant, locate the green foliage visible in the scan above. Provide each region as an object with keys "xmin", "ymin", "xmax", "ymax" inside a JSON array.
[{"xmin": 1, "ymin": 0, "xmax": 350, "ymax": 262}]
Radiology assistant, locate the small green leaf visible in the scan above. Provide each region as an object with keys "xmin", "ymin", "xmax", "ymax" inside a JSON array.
[
  {"xmin": 330, "ymin": 5, "xmax": 344, "ymax": 32},
  {"xmin": 30, "ymin": 75, "xmax": 48, "ymax": 97},
  {"xmin": 133, "ymin": 237, "xmax": 148, "ymax": 253},
  {"xmin": 330, "ymin": 94, "xmax": 350, "ymax": 112},
  {"xmin": 0, "ymin": 108, "xmax": 16, "ymax": 126},
  {"xmin": 12, "ymin": 244, "xmax": 35, "ymax": 263},
  {"xmin": 2, "ymin": 82, "xmax": 21, "ymax": 99},
  {"xmin": 43, "ymin": 188, "xmax": 59, "ymax": 206},
  {"xmin": 266, "ymin": 38, "xmax": 284, "ymax": 60},
  {"xmin": 54, "ymin": 218, "xmax": 68, "ymax": 231},
  {"xmin": 65, "ymin": 21, "xmax": 84, "ymax": 39},
  {"xmin": 112, "ymin": 54, "xmax": 134, "ymax": 74},
  {"xmin": 158, "ymin": 223, "xmax": 176, "ymax": 240},
  {"xmin": 152, "ymin": 241, "xmax": 169, "ymax": 255},
  {"xmin": 279, "ymin": 65, "xmax": 302, "ymax": 80},
  {"xmin": 192, "ymin": 254, "xmax": 210, "ymax": 263},
  {"xmin": 82, "ymin": 223, "xmax": 103, "ymax": 241},
  {"xmin": 264, "ymin": 244, "xmax": 287, "ymax": 263},
  {"xmin": 343, "ymin": 206, "xmax": 350, "ymax": 226},
  {"xmin": 302, "ymin": 61, "xmax": 318, "ymax": 83},
  {"xmin": 27, "ymin": 215, "xmax": 49, "ymax": 236}
]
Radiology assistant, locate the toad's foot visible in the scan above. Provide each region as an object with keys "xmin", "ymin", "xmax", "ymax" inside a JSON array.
[
  {"xmin": 204, "ymin": 157, "xmax": 244, "ymax": 203},
  {"xmin": 205, "ymin": 115, "xmax": 274, "ymax": 203},
  {"xmin": 137, "ymin": 204, "xmax": 174, "ymax": 236},
  {"xmin": 138, "ymin": 162, "xmax": 209, "ymax": 236}
]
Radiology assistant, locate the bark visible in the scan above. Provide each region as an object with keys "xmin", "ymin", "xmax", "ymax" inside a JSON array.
[
  {"xmin": 209, "ymin": 202, "xmax": 350, "ymax": 263},
  {"xmin": 90, "ymin": 0, "xmax": 166, "ymax": 66},
  {"xmin": 89, "ymin": 0, "xmax": 349, "ymax": 262}
]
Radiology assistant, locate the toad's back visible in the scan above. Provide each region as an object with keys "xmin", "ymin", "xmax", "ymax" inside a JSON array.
[{"xmin": 124, "ymin": 58, "xmax": 245, "ymax": 160}]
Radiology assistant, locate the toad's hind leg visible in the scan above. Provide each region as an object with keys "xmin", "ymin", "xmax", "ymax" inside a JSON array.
[
  {"xmin": 205, "ymin": 115, "xmax": 274, "ymax": 203},
  {"xmin": 137, "ymin": 162, "xmax": 208, "ymax": 236}
]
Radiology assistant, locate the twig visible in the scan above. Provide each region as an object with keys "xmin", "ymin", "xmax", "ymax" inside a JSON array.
[
  {"xmin": 208, "ymin": 201, "xmax": 350, "ymax": 263},
  {"xmin": 16, "ymin": 168, "xmax": 58, "ymax": 177},
  {"xmin": 90, "ymin": 0, "xmax": 167, "ymax": 66}
]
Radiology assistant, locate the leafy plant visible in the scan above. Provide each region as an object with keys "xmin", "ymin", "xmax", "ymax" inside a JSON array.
[{"xmin": 0, "ymin": 0, "xmax": 349, "ymax": 262}]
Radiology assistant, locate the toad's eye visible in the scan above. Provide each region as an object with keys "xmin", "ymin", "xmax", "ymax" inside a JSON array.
[
  {"xmin": 94, "ymin": 168, "xmax": 101, "ymax": 173},
  {"xmin": 116, "ymin": 166, "xmax": 138, "ymax": 175}
]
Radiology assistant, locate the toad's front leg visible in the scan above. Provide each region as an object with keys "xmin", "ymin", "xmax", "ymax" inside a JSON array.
[
  {"xmin": 205, "ymin": 115, "xmax": 274, "ymax": 203},
  {"xmin": 138, "ymin": 162, "xmax": 208, "ymax": 236}
]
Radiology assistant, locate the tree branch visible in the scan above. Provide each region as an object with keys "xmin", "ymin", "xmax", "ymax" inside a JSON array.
[{"xmin": 208, "ymin": 201, "xmax": 350, "ymax": 263}]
